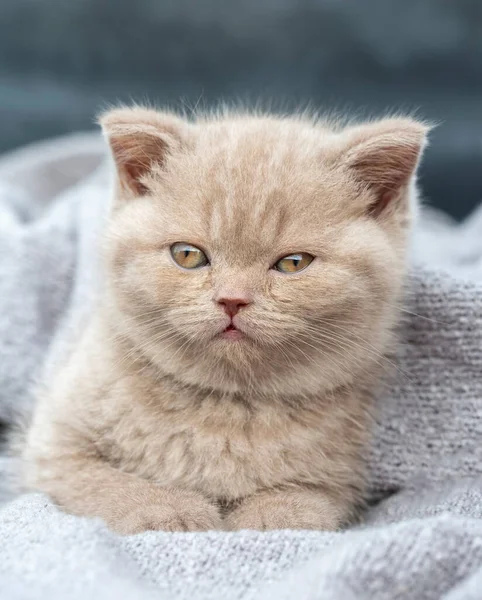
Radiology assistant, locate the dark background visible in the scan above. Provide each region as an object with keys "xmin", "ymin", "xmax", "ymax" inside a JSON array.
[{"xmin": 1, "ymin": 0, "xmax": 481, "ymax": 219}]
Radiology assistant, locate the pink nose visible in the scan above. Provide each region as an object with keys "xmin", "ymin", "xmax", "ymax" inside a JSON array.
[{"xmin": 216, "ymin": 296, "xmax": 251, "ymax": 317}]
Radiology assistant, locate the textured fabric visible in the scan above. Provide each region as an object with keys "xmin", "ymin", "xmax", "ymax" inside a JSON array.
[{"xmin": 0, "ymin": 134, "xmax": 482, "ymax": 598}]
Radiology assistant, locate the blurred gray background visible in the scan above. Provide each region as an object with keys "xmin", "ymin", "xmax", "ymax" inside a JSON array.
[{"xmin": 0, "ymin": 0, "xmax": 481, "ymax": 219}]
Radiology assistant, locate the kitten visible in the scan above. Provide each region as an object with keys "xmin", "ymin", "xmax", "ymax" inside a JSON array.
[{"xmin": 21, "ymin": 107, "xmax": 427, "ymax": 534}]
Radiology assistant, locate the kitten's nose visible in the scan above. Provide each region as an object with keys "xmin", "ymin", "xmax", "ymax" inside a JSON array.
[{"xmin": 216, "ymin": 296, "xmax": 251, "ymax": 317}]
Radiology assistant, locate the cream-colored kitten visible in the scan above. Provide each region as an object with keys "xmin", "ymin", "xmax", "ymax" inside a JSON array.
[{"xmin": 22, "ymin": 108, "xmax": 427, "ymax": 534}]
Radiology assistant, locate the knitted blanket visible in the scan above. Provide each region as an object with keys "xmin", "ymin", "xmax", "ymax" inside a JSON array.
[{"xmin": 0, "ymin": 134, "xmax": 481, "ymax": 600}]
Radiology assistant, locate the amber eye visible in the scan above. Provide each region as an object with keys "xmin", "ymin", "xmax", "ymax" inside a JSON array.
[
  {"xmin": 274, "ymin": 253, "xmax": 314, "ymax": 274},
  {"xmin": 170, "ymin": 243, "xmax": 209, "ymax": 269}
]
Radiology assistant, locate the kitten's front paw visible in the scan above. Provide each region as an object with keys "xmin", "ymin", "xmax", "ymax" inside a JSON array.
[
  {"xmin": 112, "ymin": 493, "xmax": 223, "ymax": 534},
  {"xmin": 225, "ymin": 490, "xmax": 343, "ymax": 531}
]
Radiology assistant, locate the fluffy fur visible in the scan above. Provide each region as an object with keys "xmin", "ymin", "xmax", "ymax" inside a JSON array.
[{"xmin": 21, "ymin": 107, "xmax": 427, "ymax": 533}]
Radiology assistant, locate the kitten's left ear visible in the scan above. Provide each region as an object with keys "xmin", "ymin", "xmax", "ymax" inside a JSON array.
[
  {"xmin": 337, "ymin": 118, "xmax": 429, "ymax": 217},
  {"xmin": 99, "ymin": 107, "xmax": 191, "ymax": 199}
]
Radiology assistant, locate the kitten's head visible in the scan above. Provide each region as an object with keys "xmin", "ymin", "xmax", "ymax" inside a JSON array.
[{"xmin": 100, "ymin": 107, "xmax": 427, "ymax": 396}]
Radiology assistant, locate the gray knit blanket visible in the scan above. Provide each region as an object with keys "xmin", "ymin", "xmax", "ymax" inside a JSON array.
[{"xmin": 1, "ymin": 134, "xmax": 482, "ymax": 600}]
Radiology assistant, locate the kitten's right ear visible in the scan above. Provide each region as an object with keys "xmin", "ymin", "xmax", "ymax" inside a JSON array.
[{"xmin": 99, "ymin": 107, "xmax": 191, "ymax": 198}]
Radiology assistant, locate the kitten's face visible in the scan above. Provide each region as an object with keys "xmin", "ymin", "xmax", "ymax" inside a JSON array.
[{"xmin": 103, "ymin": 111, "xmax": 426, "ymax": 396}]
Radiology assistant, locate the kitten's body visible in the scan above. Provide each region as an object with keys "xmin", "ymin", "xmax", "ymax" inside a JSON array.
[{"xmin": 22, "ymin": 109, "xmax": 427, "ymax": 533}]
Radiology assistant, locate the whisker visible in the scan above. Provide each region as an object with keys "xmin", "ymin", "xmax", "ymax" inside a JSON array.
[
  {"xmin": 381, "ymin": 301, "xmax": 449, "ymax": 326},
  {"xmin": 299, "ymin": 323, "xmax": 413, "ymax": 384}
]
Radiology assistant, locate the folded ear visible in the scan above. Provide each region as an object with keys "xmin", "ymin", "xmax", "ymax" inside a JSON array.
[
  {"xmin": 99, "ymin": 107, "xmax": 191, "ymax": 198},
  {"xmin": 336, "ymin": 118, "xmax": 429, "ymax": 217}
]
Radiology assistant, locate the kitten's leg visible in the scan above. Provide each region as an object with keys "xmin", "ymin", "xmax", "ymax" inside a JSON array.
[
  {"xmin": 225, "ymin": 488, "xmax": 345, "ymax": 531},
  {"xmin": 25, "ymin": 454, "xmax": 223, "ymax": 534}
]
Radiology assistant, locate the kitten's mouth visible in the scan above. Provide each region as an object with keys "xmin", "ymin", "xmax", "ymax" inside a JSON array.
[{"xmin": 220, "ymin": 323, "xmax": 244, "ymax": 341}]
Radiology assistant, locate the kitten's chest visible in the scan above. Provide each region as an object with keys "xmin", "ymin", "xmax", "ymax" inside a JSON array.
[{"xmin": 104, "ymin": 389, "xmax": 328, "ymax": 500}]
